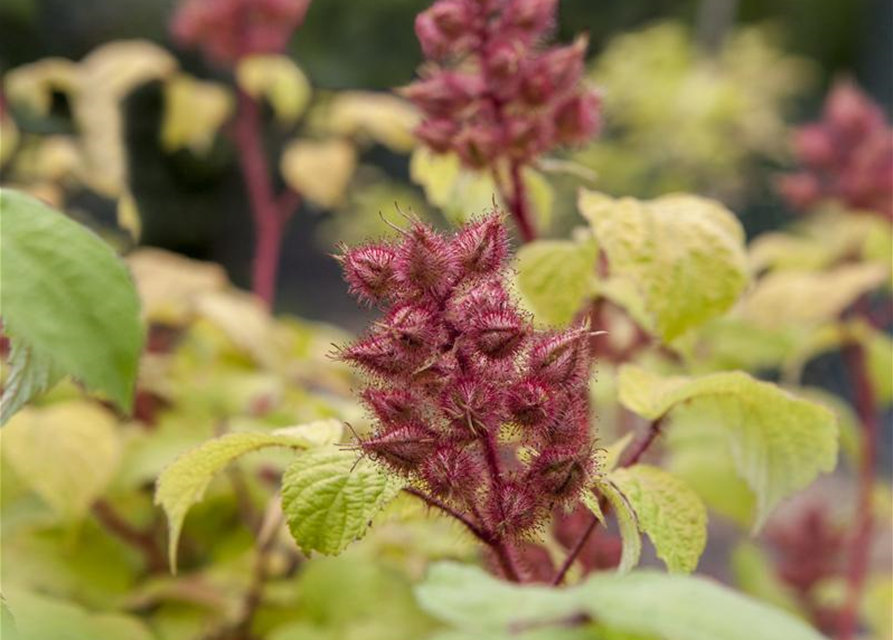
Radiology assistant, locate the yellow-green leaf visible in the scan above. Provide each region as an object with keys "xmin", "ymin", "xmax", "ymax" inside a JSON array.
[
  {"xmin": 609, "ymin": 464, "xmax": 707, "ymax": 573},
  {"xmin": 280, "ymin": 138, "xmax": 357, "ymax": 209},
  {"xmin": 155, "ymin": 420, "xmax": 342, "ymax": 571},
  {"xmin": 161, "ymin": 73, "xmax": 234, "ymax": 154},
  {"xmin": 236, "ymin": 55, "xmax": 311, "ymax": 125},
  {"xmin": 281, "ymin": 446, "xmax": 404, "ymax": 556},
  {"xmin": 618, "ymin": 365, "xmax": 838, "ymax": 530},
  {"xmin": 409, "ymin": 148, "xmax": 500, "ymax": 225},
  {"xmin": 1, "ymin": 401, "xmax": 120, "ymax": 520},
  {"xmin": 739, "ymin": 263, "xmax": 888, "ymax": 330},
  {"xmin": 323, "ymin": 91, "xmax": 419, "ymax": 152},
  {"xmin": 589, "ymin": 475, "xmax": 641, "ymax": 574},
  {"xmin": 515, "ymin": 239, "xmax": 597, "ymax": 326},
  {"xmin": 578, "ymin": 189, "xmax": 749, "ymax": 341}
]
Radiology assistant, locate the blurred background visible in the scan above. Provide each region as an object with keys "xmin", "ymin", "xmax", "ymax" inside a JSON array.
[{"xmin": 1, "ymin": 0, "xmax": 890, "ymax": 324}]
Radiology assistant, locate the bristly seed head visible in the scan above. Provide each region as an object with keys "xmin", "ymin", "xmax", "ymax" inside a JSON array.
[{"xmin": 338, "ymin": 213, "xmax": 597, "ymax": 545}]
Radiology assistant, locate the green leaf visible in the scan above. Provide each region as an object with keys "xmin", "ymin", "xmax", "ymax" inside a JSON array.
[
  {"xmin": 618, "ymin": 365, "xmax": 838, "ymax": 530},
  {"xmin": 0, "ymin": 189, "xmax": 143, "ymax": 422},
  {"xmin": 409, "ymin": 148, "xmax": 500, "ymax": 225},
  {"xmin": 0, "ymin": 341, "xmax": 63, "ymax": 425},
  {"xmin": 280, "ymin": 446, "xmax": 404, "ymax": 556},
  {"xmin": 578, "ymin": 189, "xmax": 749, "ymax": 341},
  {"xmin": 155, "ymin": 420, "xmax": 342, "ymax": 571},
  {"xmin": 515, "ymin": 239, "xmax": 597, "ymax": 326},
  {"xmin": 3, "ymin": 589, "xmax": 153, "ymax": 640},
  {"xmin": 609, "ymin": 464, "xmax": 707, "ymax": 573},
  {"xmin": 0, "ymin": 401, "xmax": 120, "ymax": 520},
  {"xmin": 415, "ymin": 562, "xmax": 828, "ymax": 640},
  {"xmin": 739, "ymin": 263, "xmax": 888, "ymax": 330},
  {"xmin": 235, "ymin": 55, "xmax": 311, "ymax": 125},
  {"xmin": 590, "ymin": 475, "xmax": 641, "ymax": 574}
]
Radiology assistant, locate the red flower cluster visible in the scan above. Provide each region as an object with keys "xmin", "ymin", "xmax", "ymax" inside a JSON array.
[
  {"xmin": 779, "ymin": 80, "xmax": 893, "ymax": 220},
  {"xmin": 171, "ymin": 0, "xmax": 311, "ymax": 65},
  {"xmin": 337, "ymin": 212, "xmax": 596, "ymax": 539},
  {"xmin": 404, "ymin": 0, "xmax": 601, "ymax": 168}
]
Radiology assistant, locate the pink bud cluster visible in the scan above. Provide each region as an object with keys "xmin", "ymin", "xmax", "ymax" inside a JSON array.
[
  {"xmin": 404, "ymin": 0, "xmax": 601, "ymax": 168},
  {"xmin": 779, "ymin": 80, "xmax": 893, "ymax": 220},
  {"xmin": 171, "ymin": 0, "xmax": 311, "ymax": 65},
  {"xmin": 337, "ymin": 212, "xmax": 596, "ymax": 540}
]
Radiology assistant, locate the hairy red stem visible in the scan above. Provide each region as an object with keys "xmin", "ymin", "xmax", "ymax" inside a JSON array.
[
  {"xmin": 837, "ymin": 343, "xmax": 879, "ymax": 640},
  {"xmin": 234, "ymin": 89, "xmax": 300, "ymax": 308},
  {"xmin": 507, "ymin": 161, "xmax": 535, "ymax": 242}
]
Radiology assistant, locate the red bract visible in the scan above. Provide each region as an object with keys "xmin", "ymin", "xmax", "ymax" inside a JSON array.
[
  {"xmin": 337, "ymin": 213, "xmax": 597, "ymax": 551},
  {"xmin": 404, "ymin": 0, "xmax": 602, "ymax": 240},
  {"xmin": 171, "ymin": 0, "xmax": 311, "ymax": 65},
  {"xmin": 779, "ymin": 80, "xmax": 893, "ymax": 220}
]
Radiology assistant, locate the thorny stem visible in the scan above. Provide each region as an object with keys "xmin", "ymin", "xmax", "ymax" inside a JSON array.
[
  {"xmin": 552, "ymin": 415, "xmax": 665, "ymax": 585},
  {"xmin": 92, "ymin": 499, "xmax": 165, "ymax": 573},
  {"xmin": 480, "ymin": 432, "xmax": 524, "ymax": 582},
  {"xmin": 233, "ymin": 89, "xmax": 301, "ymax": 309},
  {"xmin": 837, "ymin": 343, "xmax": 879, "ymax": 640}
]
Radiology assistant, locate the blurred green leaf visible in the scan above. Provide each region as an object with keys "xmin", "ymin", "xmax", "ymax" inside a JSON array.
[
  {"xmin": 0, "ymin": 189, "xmax": 143, "ymax": 423},
  {"xmin": 1, "ymin": 401, "xmax": 120, "ymax": 520},
  {"xmin": 415, "ymin": 562, "xmax": 828, "ymax": 640}
]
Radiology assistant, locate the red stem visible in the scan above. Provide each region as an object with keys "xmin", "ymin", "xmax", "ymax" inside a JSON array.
[
  {"xmin": 506, "ymin": 161, "xmax": 536, "ymax": 242},
  {"xmin": 837, "ymin": 343, "xmax": 879, "ymax": 640},
  {"xmin": 552, "ymin": 416, "xmax": 664, "ymax": 585},
  {"xmin": 92, "ymin": 500, "xmax": 165, "ymax": 572},
  {"xmin": 403, "ymin": 487, "xmax": 490, "ymax": 543},
  {"xmin": 233, "ymin": 89, "xmax": 301, "ymax": 308}
]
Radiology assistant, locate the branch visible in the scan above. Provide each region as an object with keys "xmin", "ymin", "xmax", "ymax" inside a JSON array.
[
  {"xmin": 837, "ymin": 343, "xmax": 879, "ymax": 640},
  {"xmin": 551, "ymin": 501, "xmax": 602, "ymax": 586},
  {"xmin": 403, "ymin": 486, "xmax": 490, "ymax": 543},
  {"xmin": 92, "ymin": 499, "xmax": 165, "ymax": 572}
]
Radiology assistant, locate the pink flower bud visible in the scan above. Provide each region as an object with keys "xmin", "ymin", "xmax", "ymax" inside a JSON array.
[
  {"xmin": 453, "ymin": 123, "xmax": 502, "ymax": 168},
  {"xmin": 421, "ymin": 445, "xmax": 482, "ymax": 499},
  {"xmin": 468, "ymin": 305, "xmax": 529, "ymax": 359},
  {"xmin": 499, "ymin": 0, "xmax": 558, "ymax": 39},
  {"xmin": 383, "ymin": 302, "xmax": 445, "ymax": 353},
  {"xmin": 554, "ymin": 90, "xmax": 602, "ymax": 146},
  {"xmin": 505, "ymin": 115, "xmax": 553, "ymax": 162},
  {"xmin": 793, "ymin": 125, "xmax": 835, "ymax": 168},
  {"xmin": 527, "ymin": 445, "xmax": 592, "ymax": 502},
  {"xmin": 520, "ymin": 37, "xmax": 587, "ymax": 105},
  {"xmin": 362, "ymin": 388, "xmax": 422, "ymax": 426},
  {"xmin": 487, "ymin": 480, "xmax": 542, "ymax": 536},
  {"xmin": 778, "ymin": 173, "xmax": 821, "ymax": 211},
  {"xmin": 394, "ymin": 221, "xmax": 460, "ymax": 298},
  {"xmin": 340, "ymin": 333, "xmax": 406, "ymax": 378},
  {"xmin": 361, "ymin": 423, "xmax": 437, "ymax": 473},
  {"xmin": 415, "ymin": 118, "xmax": 460, "ymax": 153},
  {"xmin": 402, "ymin": 72, "xmax": 485, "ymax": 117},
  {"xmin": 338, "ymin": 243, "xmax": 397, "ymax": 306},
  {"xmin": 825, "ymin": 80, "xmax": 885, "ymax": 140},
  {"xmin": 506, "ymin": 378, "xmax": 553, "ymax": 428},
  {"xmin": 415, "ymin": 12, "xmax": 453, "ymax": 60},
  {"xmin": 528, "ymin": 325, "xmax": 592, "ymax": 386},
  {"xmin": 451, "ymin": 213, "xmax": 510, "ymax": 277}
]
